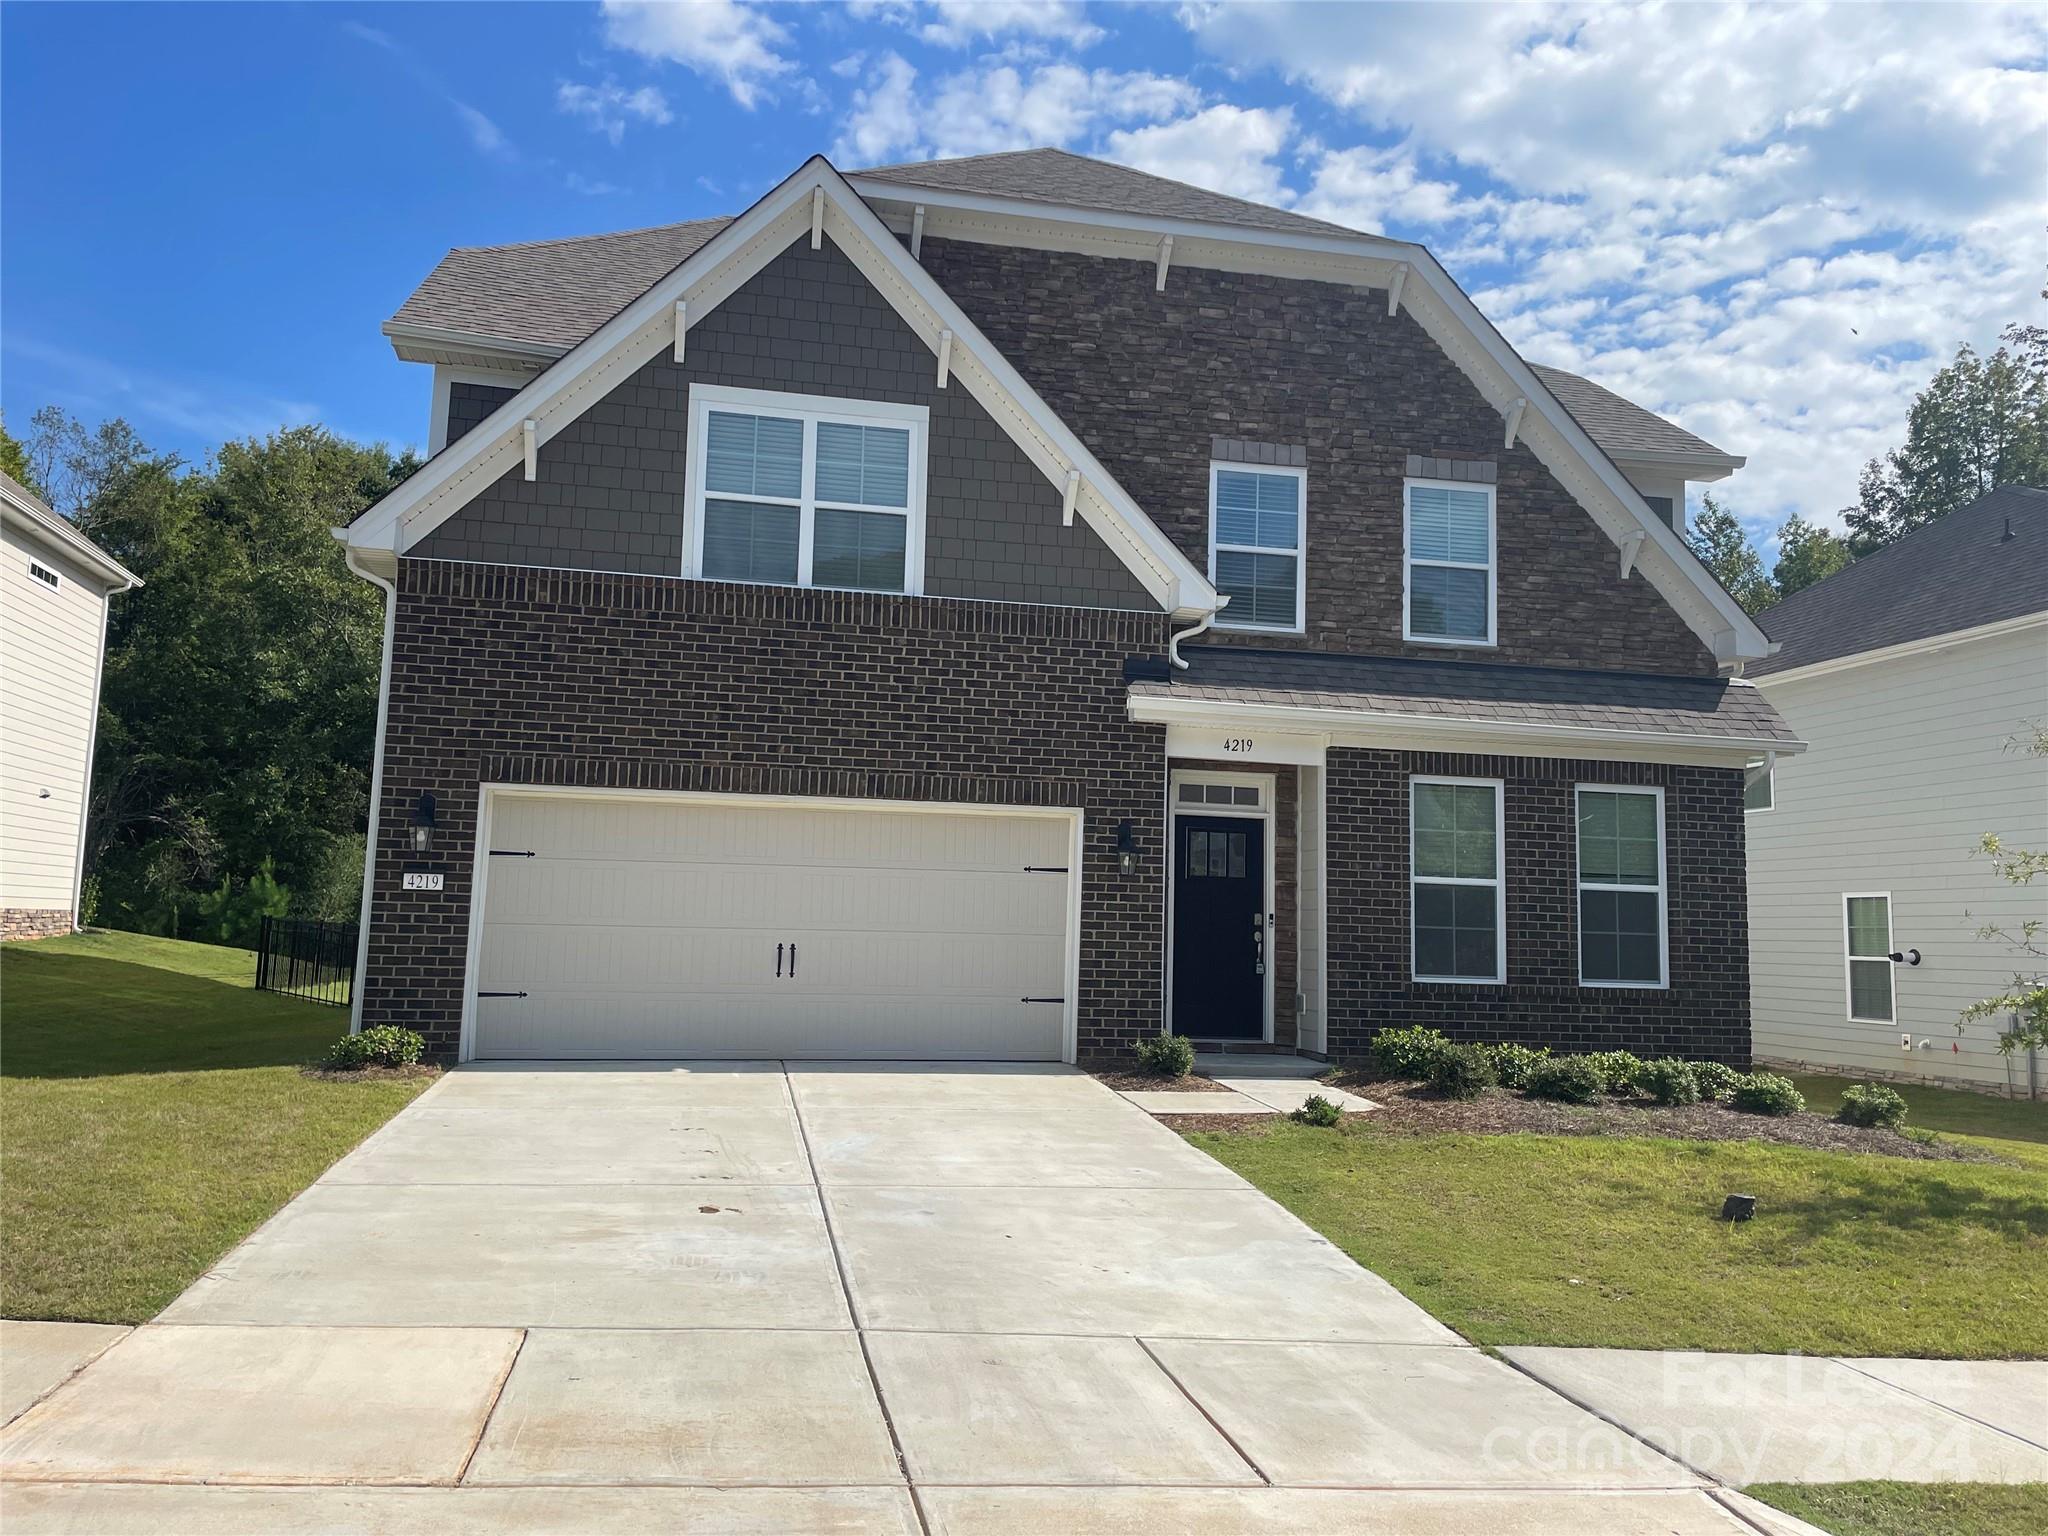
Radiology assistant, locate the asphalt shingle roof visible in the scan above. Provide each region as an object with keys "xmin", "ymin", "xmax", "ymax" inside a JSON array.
[
  {"xmin": 388, "ymin": 216, "xmax": 732, "ymax": 352},
  {"xmin": 1749, "ymin": 485, "xmax": 2048, "ymax": 677},
  {"xmin": 1134, "ymin": 646, "xmax": 1799, "ymax": 745},
  {"xmin": 1529, "ymin": 364, "xmax": 1736, "ymax": 463},
  {"xmin": 854, "ymin": 147, "xmax": 1364, "ymax": 239}
]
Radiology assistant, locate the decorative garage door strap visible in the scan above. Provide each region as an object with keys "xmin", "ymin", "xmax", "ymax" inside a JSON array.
[{"xmin": 489, "ymin": 848, "xmax": 537, "ymax": 857}]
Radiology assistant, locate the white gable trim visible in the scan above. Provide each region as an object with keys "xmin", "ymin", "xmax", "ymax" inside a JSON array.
[
  {"xmin": 850, "ymin": 181, "xmax": 1773, "ymax": 663},
  {"xmin": 347, "ymin": 158, "xmax": 1215, "ymax": 616}
]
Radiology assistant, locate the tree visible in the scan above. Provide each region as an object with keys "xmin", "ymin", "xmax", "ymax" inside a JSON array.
[
  {"xmin": 1846, "ymin": 328, "xmax": 2048, "ymax": 554},
  {"xmin": 1770, "ymin": 512, "xmax": 1852, "ymax": 599},
  {"xmin": 24, "ymin": 404, "xmax": 153, "ymax": 515},
  {"xmin": 40, "ymin": 409, "xmax": 419, "ymax": 943},
  {"xmin": 1684, "ymin": 493, "xmax": 1773, "ymax": 613},
  {"xmin": 0, "ymin": 414, "xmax": 44, "ymax": 497},
  {"xmin": 1961, "ymin": 724, "xmax": 2047, "ymax": 1055}
]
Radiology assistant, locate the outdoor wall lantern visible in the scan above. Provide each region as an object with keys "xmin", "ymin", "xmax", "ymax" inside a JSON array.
[
  {"xmin": 409, "ymin": 793, "xmax": 437, "ymax": 856},
  {"xmin": 1115, "ymin": 820, "xmax": 1138, "ymax": 877}
]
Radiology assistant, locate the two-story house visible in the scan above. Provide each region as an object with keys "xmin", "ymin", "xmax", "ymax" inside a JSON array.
[{"xmin": 340, "ymin": 149, "xmax": 1798, "ymax": 1066}]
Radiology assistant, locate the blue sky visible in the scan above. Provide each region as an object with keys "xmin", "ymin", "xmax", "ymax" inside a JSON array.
[{"xmin": 4, "ymin": 2, "xmax": 2041, "ymax": 543}]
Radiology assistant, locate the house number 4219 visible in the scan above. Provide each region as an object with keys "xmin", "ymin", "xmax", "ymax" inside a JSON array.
[{"xmin": 1222, "ymin": 738, "xmax": 1254, "ymax": 754}]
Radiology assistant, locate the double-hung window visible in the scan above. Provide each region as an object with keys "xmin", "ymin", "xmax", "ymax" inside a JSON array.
[
  {"xmin": 1410, "ymin": 777, "xmax": 1504, "ymax": 983},
  {"xmin": 1404, "ymin": 479, "xmax": 1495, "ymax": 645},
  {"xmin": 1844, "ymin": 894, "xmax": 1894, "ymax": 1023},
  {"xmin": 688, "ymin": 385, "xmax": 926, "ymax": 595},
  {"xmin": 1576, "ymin": 786, "xmax": 1667, "ymax": 987},
  {"xmin": 1210, "ymin": 464, "xmax": 1305, "ymax": 632}
]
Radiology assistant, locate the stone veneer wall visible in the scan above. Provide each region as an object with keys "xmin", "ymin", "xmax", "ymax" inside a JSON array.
[
  {"xmin": 1325, "ymin": 749, "xmax": 1751, "ymax": 1064},
  {"xmin": 360, "ymin": 559, "xmax": 1173, "ymax": 1058},
  {"xmin": 1, "ymin": 908, "xmax": 73, "ymax": 941}
]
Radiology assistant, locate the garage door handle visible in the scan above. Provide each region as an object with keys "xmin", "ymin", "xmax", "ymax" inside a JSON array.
[
  {"xmin": 789, "ymin": 942, "xmax": 797, "ymax": 977},
  {"xmin": 776, "ymin": 942, "xmax": 784, "ymax": 978},
  {"xmin": 1021, "ymin": 997, "xmax": 1065, "ymax": 1005}
]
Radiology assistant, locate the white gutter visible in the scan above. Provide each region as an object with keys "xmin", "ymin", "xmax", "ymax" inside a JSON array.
[
  {"xmin": 1744, "ymin": 750, "xmax": 1777, "ymax": 791},
  {"xmin": 1168, "ymin": 605, "xmax": 1221, "ymax": 669},
  {"xmin": 342, "ymin": 540, "xmax": 398, "ymax": 1035}
]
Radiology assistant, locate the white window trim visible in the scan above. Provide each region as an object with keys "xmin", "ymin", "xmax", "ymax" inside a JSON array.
[
  {"xmin": 1843, "ymin": 891, "xmax": 1895, "ymax": 1025},
  {"xmin": 1409, "ymin": 774, "xmax": 1506, "ymax": 985},
  {"xmin": 25, "ymin": 558, "xmax": 62, "ymax": 595},
  {"xmin": 684, "ymin": 383, "xmax": 929, "ymax": 595},
  {"xmin": 1207, "ymin": 461, "xmax": 1307, "ymax": 635},
  {"xmin": 1574, "ymin": 783, "xmax": 1669, "ymax": 990},
  {"xmin": 1744, "ymin": 760, "xmax": 1774, "ymax": 814},
  {"xmin": 1402, "ymin": 477, "xmax": 1497, "ymax": 648}
]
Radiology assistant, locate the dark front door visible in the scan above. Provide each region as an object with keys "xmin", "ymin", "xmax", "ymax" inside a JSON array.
[{"xmin": 1171, "ymin": 815, "xmax": 1266, "ymax": 1039}]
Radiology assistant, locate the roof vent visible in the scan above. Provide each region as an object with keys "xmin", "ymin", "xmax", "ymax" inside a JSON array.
[{"xmin": 2001, "ymin": 517, "xmax": 2017, "ymax": 542}]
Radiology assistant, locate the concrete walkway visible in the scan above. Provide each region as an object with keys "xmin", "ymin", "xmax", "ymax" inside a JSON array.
[
  {"xmin": 1505, "ymin": 1348, "xmax": 2048, "ymax": 1488},
  {"xmin": 5, "ymin": 1062, "xmax": 1793, "ymax": 1533}
]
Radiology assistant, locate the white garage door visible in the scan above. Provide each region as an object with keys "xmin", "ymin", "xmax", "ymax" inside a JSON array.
[{"xmin": 470, "ymin": 793, "xmax": 1075, "ymax": 1060}]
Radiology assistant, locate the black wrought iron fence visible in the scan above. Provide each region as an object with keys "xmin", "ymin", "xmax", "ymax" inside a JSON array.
[{"xmin": 254, "ymin": 916, "xmax": 357, "ymax": 1006}]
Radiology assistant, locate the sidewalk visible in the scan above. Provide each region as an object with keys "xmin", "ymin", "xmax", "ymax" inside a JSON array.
[{"xmin": 1503, "ymin": 1348, "xmax": 2048, "ymax": 1487}]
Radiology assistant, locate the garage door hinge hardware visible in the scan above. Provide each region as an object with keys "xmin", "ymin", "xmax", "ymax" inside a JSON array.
[
  {"xmin": 476, "ymin": 990, "xmax": 528, "ymax": 999},
  {"xmin": 1022, "ymin": 865, "xmax": 1069, "ymax": 874},
  {"xmin": 1020, "ymin": 997, "xmax": 1066, "ymax": 1005},
  {"xmin": 489, "ymin": 848, "xmax": 537, "ymax": 857}
]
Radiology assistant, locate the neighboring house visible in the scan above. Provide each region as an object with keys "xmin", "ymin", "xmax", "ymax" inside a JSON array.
[
  {"xmin": 341, "ymin": 148, "xmax": 1798, "ymax": 1065},
  {"xmin": 0, "ymin": 471, "xmax": 139, "ymax": 939},
  {"xmin": 1746, "ymin": 485, "xmax": 2048, "ymax": 1093}
]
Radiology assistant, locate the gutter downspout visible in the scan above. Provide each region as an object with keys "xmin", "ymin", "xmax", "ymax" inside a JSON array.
[
  {"xmin": 1169, "ymin": 600, "xmax": 1225, "ymax": 670},
  {"xmin": 1743, "ymin": 749, "xmax": 1777, "ymax": 796},
  {"xmin": 343, "ymin": 544, "xmax": 397, "ymax": 1036}
]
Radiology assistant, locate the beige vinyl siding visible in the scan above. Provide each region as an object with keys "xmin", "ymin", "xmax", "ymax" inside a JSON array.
[
  {"xmin": 1747, "ymin": 623, "xmax": 2048, "ymax": 1089},
  {"xmin": 1, "ymin": 521, "xmax": 110, "ymax": 913}
]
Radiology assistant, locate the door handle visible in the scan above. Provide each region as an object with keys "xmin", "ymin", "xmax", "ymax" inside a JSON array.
[
  {"xmin": 1252, "ymin": 912, "xmax": 1265, "ymax": 975},
  {"xmin": 776, "ymin": 942, "xmax": 784, "ymax": 978}
]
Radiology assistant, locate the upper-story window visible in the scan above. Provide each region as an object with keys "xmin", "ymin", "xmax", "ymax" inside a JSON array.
[
  {"xmin": 686, "ymin": 384, "xmax": 927, "ymax": 595},
  {"xmin": 1209, "ymin": 464, "xmax": 1305, "ymax": 632},
  {"xmin": 1404, "ymin": 479, "xmax": 1495, "ymax": 646}
]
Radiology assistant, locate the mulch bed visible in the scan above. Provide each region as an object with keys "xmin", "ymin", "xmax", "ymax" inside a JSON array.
[
  {"xmin": 299, "ymin": 1063, "xmax": 444, "ymax": 1085},
  {"xmin": 1164, "ymin": 1080, "xmax": 2008, "ymax": 1162},
  {"xmin": 1088, "ymin": 1067, "xmax": 1232, "ymax": 1093}
]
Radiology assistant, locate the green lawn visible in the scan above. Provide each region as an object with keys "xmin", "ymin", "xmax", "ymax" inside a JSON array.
[
  {"xmin": 1, "ymin": 931, "xmax": 432, "ymax": 1323},
  {"xmin": 1789, "ymin": 1074, "xmax": 2048, "ymax": 1147},
  {"xmin": 1747, "ymin": 1481, "xmax": 2048, "ymax": 1536},
  {"xmin": 1184, "ymin": 1119, "xmax": 2048, "ymax": 1358}
]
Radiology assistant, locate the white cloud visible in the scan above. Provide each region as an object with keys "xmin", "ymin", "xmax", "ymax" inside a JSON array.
[
  {"xmin": 1184, "ymin": 0, "xmax": 2047, "ymax": 531},
  {"xmin": 833, "ymin": 56, "xmax": 1199, "ymax": 165},
  {"xmin": 601, "ymin": 0, "xmax": 794, "ymax": 109},
  {"xmin": 346, "ymin": 21, "xmax": 516, "ymax": 163},
  {"xmin": 1104, "ymin": 105, "xmax": 1296, "ymax": 204},
  {"xmin": 915, "ymin": 0, "xmax": 1105, "ymax": 50},
  {"xmin": 564, "ymin": 171, "xmax": 629, "ymax": 196},
  {"xmin": 5, "ymin": 333, "xmax": 326, "ymax": 446},
  {"xmin": 557, "ymin": 79, "xmax": 673, "ymax": 145}
]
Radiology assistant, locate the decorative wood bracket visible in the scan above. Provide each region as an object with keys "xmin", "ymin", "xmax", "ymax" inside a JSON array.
[
  {"xmin": 1503, "ymin": 396, "xmax": 1527, "ymax": 449},
  {"xmin": 1062, "ymin": 469, "xmax": 1080, "ymax": 527},
  {"xmin": 521, "ymin": 420, "xmax": 537, "ymax": 482},
  {"xmin": 1618, "ymin": 528, "xmax": 1646, "ymax": 579},
  {"xmin": 810, "ymin": 186, "xmax": 824, "ymax": 250},
  {"xmin": 910, "ymin": 204, "xmax": 926, "ymax": 260},
  {"xmin": 1155, "ymin": 235, "xmax": 1174, "ymax": 292},
  {"xmin": 935, "ymin": 329, "xmax": 953, "ymax": 388},
  {"xmin": 1387, "ymin": 262, "xmax": 1409, "ymax": 317},
  {"xmin": 673, "ymin": 300, "xmax": 687, "ymax": 363}
]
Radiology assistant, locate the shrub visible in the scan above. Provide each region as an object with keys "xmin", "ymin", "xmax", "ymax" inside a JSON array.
[
  {"xmin": 1427, "ymin": 1042, "xmax": 1497, "ymax": 1100},
  {"xmin": 1642, "ymin": 1058, "xmax": 1701, "ymax": 1106},
  {"xmin": 1292, "ymin": 1093, "xmax": 1343, "ymax": 1127},
  {"xmin": 1525, "ymin": 1055, "xmax": 1605, "ymax": 1104},
  {"xmin": 1730, "ymin": 1072, "xmax": 1805, "ymax": 1117},
  {"xmin": 1837, "ymin": 1083, "xmax": 1909, "ymax": 1130},
  {"xmin": 1484, "ymin": 1042, "xmax": 1550, "ymax": 1089},
  {"xmin": 325, "ymin": 1025, "xmax": 425, "ymax": 1071},
  {"xmin": 1134, "ymin": 1033, "xmax": 1196, "ymax": 1079},
  {"xmin": 1583, "ymin": 1050, "xmax": 1648, "ymax": 1095},
  {"xmin": 1692, "ymin": 1060, "xmax": 1740, "ymax": 1101},
  {"xmin": 1370, "ymin": 1024, "xmax": 1451, "ymax": 1079}
]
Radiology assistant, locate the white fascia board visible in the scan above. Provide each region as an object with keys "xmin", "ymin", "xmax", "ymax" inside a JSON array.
[
  {"xmin": 349, "ymin": 159, "xmax": 1213, "ymax": 615},
  {"xmin": 1748, "ymin": 610, "xmax": 2048, "ymax": 689},
  {"xmin": 381, "ymin": 319, "xmax": 564, "ymax": 364},
  {"xmin": 853, "ymin": 179, "xmax": 1773, "ymax": 661},
  {"xmin": 0, "ymin": 486, "xmax": 141, "ymax": 591},
  {"xmin": 1613, "ymin": 447, "xmax": 1748, "ymax": 472},
  {"xmin": 1126, "ymin": 689, "xmax": 1805, "ymax": 766}
]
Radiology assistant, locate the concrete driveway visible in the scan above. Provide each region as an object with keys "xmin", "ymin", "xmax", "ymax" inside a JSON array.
[{"xmin": 2, "ymin": 1062, "xmax": 1782, "ymax": 1534}]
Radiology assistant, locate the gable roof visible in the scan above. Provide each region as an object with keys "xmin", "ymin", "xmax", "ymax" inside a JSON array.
[
  {"xmin": 387, "ymin": 216, "xmax": 732, "ymax": 358},
  {"xmin": 1529, "ymin": 364, "xmax": 1741, "ymax": 467},
  {"xmin": 1749, "ymin": 485, "xmax": 2048, "ymax": 678},
  {"xmin": 0, "ymin": 471, "xmax": 140, "ymax": 591},
  {"xmin": 855, "ymin": 147, "xmax": 1360, "ymax": 240},
  {"xmin": 366, "ymin": 148, "xmax": 1775, "ymax": 661},
  {"xmin": 347, "ymin": 157, "xmax": 1216, "ymax": 615}
]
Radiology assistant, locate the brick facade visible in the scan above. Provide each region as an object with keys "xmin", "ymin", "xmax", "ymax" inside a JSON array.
[
  {"xmin": 1, "ymin": 908, "xmax": 72, "ymax": 941},
  {"xmin": 1325, "ymin": 749, "xmax": 1751, "ymax": 1065},
  {"xmin": 918, "ymin": 238, "xmax": 1717, "ymax": 676},
  {"xmin": 360, "ymin": 559, "xmax": 1172, "ymax": 1058}
]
